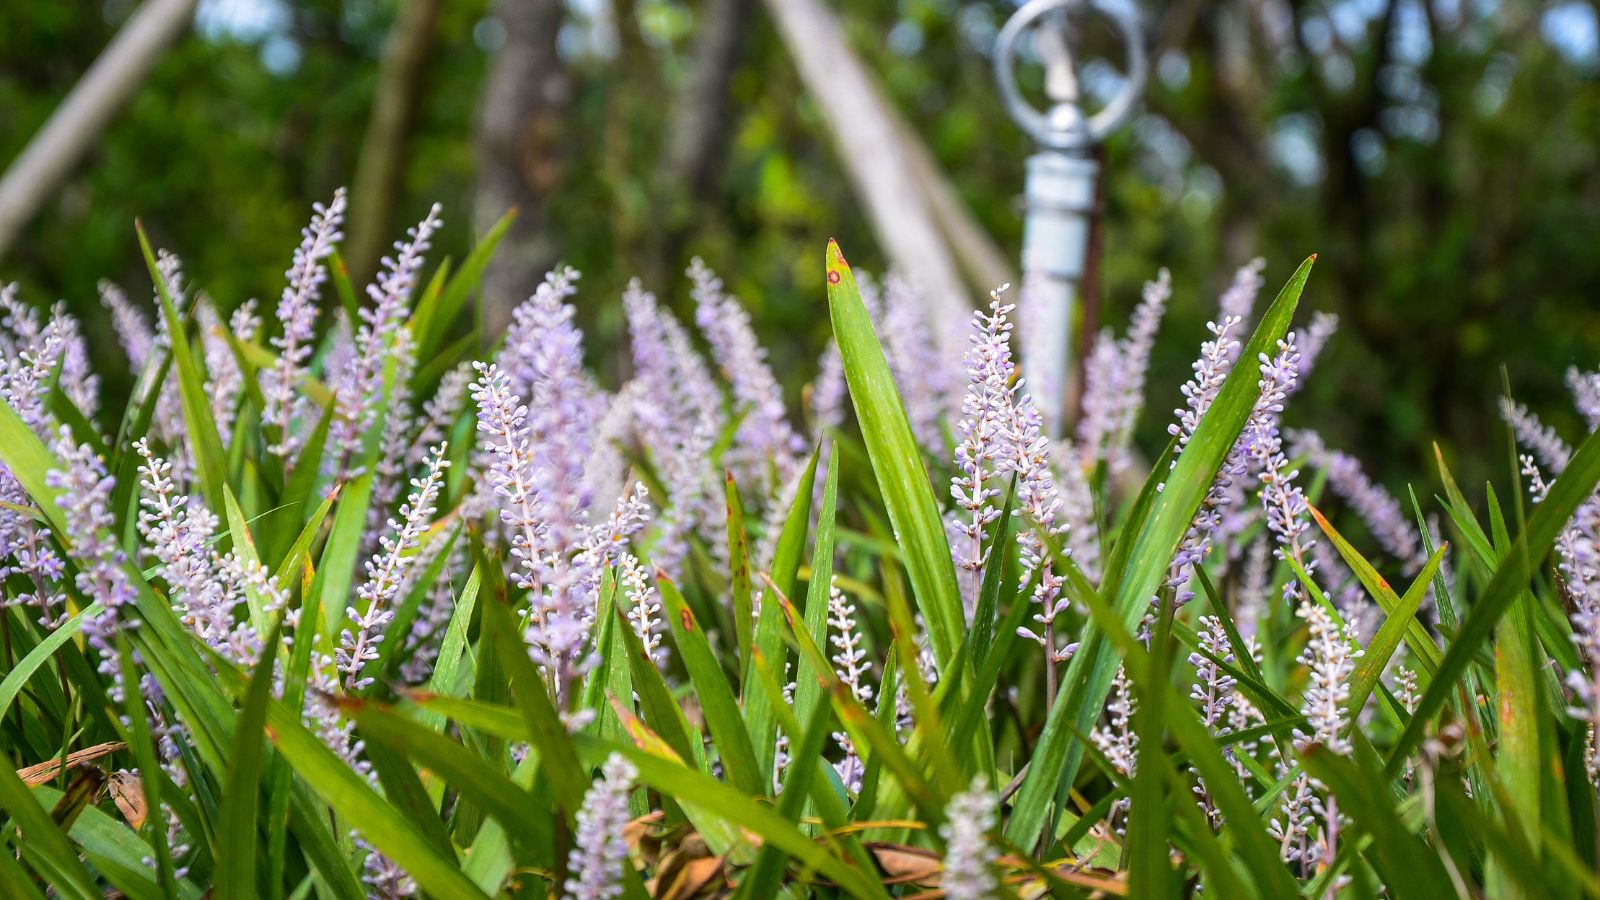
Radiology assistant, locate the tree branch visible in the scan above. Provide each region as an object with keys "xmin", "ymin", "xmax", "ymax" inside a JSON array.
[{"xmin": 0, "ymin": 0, "xmax": 199, "ymax": 260}]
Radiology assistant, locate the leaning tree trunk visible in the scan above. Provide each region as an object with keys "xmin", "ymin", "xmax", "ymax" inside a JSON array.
[
  {"xmin": 762, "ymin": 0, "xmax": 970, "ymax": 358},
  {"xmin": 0, "ymin": 0, "xmax": 198, "ymax": 260},
  {"xmin": 473, "ymin": 0, "xmax": 569, "ymax": 338}
]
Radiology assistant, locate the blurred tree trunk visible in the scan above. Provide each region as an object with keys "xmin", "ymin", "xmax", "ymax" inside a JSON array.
[
  {"xmin": 474, "ymin": 0, "xmax": 570, "ymax": 338},
  {"xmin": 345, "ymin": 0, "xmax": 443, "ymax": 287},
  {"xmin": 664, "ymin": 0, "xmax": 756, "ymax": 198},
  {"xmin": 883, "ymin": 87, "xmax": 1014, "ymax": 295},
  {"xmin": 644, "ymin": 0, "xmax": 758, "ymax": 287},
  {"xmin": 0, "ymin": 0, "xmax": 198, "ymax": 260}
]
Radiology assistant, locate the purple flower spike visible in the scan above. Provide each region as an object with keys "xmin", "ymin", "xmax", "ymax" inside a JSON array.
[
  {"xmin": 1500, "ymin": 396, "xmax": 1572, "ymax": 473},
  {"xmin": 470, "ymin": 361, "xmax": 548, "ymax": 594},
  {"xmin": 1290, "ymin": 429, "xmax": 1421, "ymax": 573},
  {"xmin": 938, "ymin": 776, "xmax": 1000, "ymax": 900},
  {"xmin": 566, "ymin": 754, "xmax": 638, "ymax": 900},
  {"xmin": 949, "ymin": 291, "xmax": 1017, "ymax": 588},
  {"xmin": 1288, "ymin": 311, "xmax": 1339, "ymax": 393},
  {"xmin": 47, "ymin": 427, "xmax": 136, "ymax": 685},
  {"xmin": 1568, "ymin": 367, "xmax": 1600, "ymax": 429},
  {"xmin": 339, "ymin": 444, "xmax": 449, "ymax": 691},
  {"xmin": 1217, "ymin": 257, "xmax": 1267, "ymax": 331},
  {"xmin": 690, "ymin": 257, "xmax": 803, "ymax": 490},
  {"xmin": 883, "ymin": 273, "xmax": 958, "ymax": 456},
  {"xmin": 499, "ymin": 267, "xmax": 605, "ymax": 554},
  {"xmin": 98, "ymin": 279, "xmax": 157, "ymax": 373},
  {"xmin": 263, "ymin": 188, "xmax": 347, "ymax": 458},
  {"xmin": 1294, "ymin": 599, "xmax": 1360, "ymax": 755},
  {"xmin": 1079, "ymin": 268, "xmax": 1171, "ymax": 472},
  {"xmin": 331, "ymin": 203, "xmax": 439, "ymax": 465}
]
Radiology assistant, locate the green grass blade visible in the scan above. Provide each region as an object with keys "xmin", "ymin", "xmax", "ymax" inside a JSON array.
[
  {"xmin": 0, "ymin": 753, "xmax": 101, "ymax": 900},
  {"xmin": 108, "ymin": 350, "xmax": 172, "ymax": 536},
  {"xmin": 362, "ymin": 731, "xmax": 455, "ymax": 856},
  {"xmin": 658, "ymin": 573, "xmax": 764, "ymax": 796},
  {"xmin": 793, "ymin": 448, "xmax": 839, "ymax": 732},
  {"xmin": 415, "ymin": 562, "xmax": 482, "ymax": 732},
  {"xmin": 610, "ymin": 600, "xmax": 698, "ymax": 765},
  {"xmin": 370, "ymin": 526, "xmax": 460, "ymax": 687},
  {"xmin": 265, "ymin": 401, "xmax": 335, "ymax": 565},
  {"xmin": 0, "ymin": 397, "xmax": 67, "ymax": 528},
  {"xmin": 776, "ymin": 593, "xmax": 944, "ymax": 823},
  {"xmin": 1008, "ymin": 255, "xmax": 1316, "ymax": 849},
  {"xmin": 115, "ymin": 642, "xmax": 178, "ymax": 893},
  {"xmin": 1485, "ymin": 482, "xmax": 1546, "ymax": 894},
  {"xmin": 726, "ymin": 471, "xmax": 755, "ymax": 674},
  {"xmin": 739, "ymin": 692, "xmax": 834, "ymax": 897},
  {"xmin": 1300, "ymin": 745, "xmax": 1453, "ymax": 896},
  {"xmin": 32, "ymin": 781, "xmax": 199, "ymax": 900},
  {"xmin": 481, "ymin": 595, "xmax": 588, "ymax": 815},
  {"xmin": 269, "ymin": 486, "xmax": 337, "ymax": 586},
  {"xmin": 458, "ymin": 753, "xmax": 536, "ymax": 893},
  {"xmin": 609, "ymin": 701, "xmax": 743, "ymax": 854},
  {"xmin": 0, "ymin": 602, "xmax": 98, "ymax": 717},
  {"xmin": 970, "ymin": 477, "xmax": 1019, "ymax": 667},
  {"xmin": 1310, "ymin": 505, "xmax": 1441, "ymax": 675},
  {"xmin": 328, "ymin": 248, "xmax": 362, "ymax": 326},
  {"xmin": 1126, "ymin": 603, "xmax": 1177, "ymax": 899},
  {"xmin": 260, "ymin": 695, "xmax": 484, "ymax": 897},
  {"xmin": 0, "ymin": 831, "xmax": 45, "ymax": 900},
  {"xmin": 579, "ymin": 569, "xmax": 629, "ymax": 736},
  {"xmin": 569, "ymin": 734, "xmax": 890, "ymax": 900},
  {"xmin": 348, "ymin": 699, "xmax": 555, "ymax": 859},
  {"xmin": 824, "ymin": 240, "xmax": 963, "ymax": 666},
  {"xmin": 751, "ymin": 647, "xmax": 862, "ymax": 837},
  {"xmin": 1389, "ymin": 421, "xmax": 1600, "ymax": 775},
  {"xmin": 1347, "ymin": 544, "xmax": 1447, "ymax": 712},
  {"xmin": 221, "ymin": 484, "xmax": 272, "ymax": 632},
  {"xmin": 135, "ymin": 221, "xmax": 229, "ymax": 513},
  {"xmin": 1069, "ymin": 550, "xmax": 1302, "ymax": 896},
  {"xmin": 216, "ymin": 622, "xmax": 282, "ymax": 900},
  {"xmin": 742, "ymin": 448, "xmax": 818, "ymax": 781},
  {"xmin": 312, "ymin": 471, "xmax": 374, "ymax": 645},
  {"xmin": 413, "ymin": 209, "xmax": 515, "ymax": 362}
]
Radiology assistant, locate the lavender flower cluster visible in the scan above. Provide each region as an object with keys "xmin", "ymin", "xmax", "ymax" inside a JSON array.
[
  {"xmin": 1510, "ymin": 382, "xmax": 1600, "ymax": 778},
  {"xmin": 4, "ymin": 188, "xmax": 1566, "ymax": 899}
]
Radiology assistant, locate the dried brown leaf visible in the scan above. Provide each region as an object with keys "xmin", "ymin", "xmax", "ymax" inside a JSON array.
[
  {"xmin": 108, "ymin": 771, "xmax": 149, "ymax": 830},
  {"xmin": 864, "ymin": 841, "xmax": 941, "ymax": 886}
]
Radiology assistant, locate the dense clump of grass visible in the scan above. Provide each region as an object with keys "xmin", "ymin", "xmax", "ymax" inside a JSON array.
[{"xmin": 0, "ymin": 196, "xmax": 1597, "ymax": 900}]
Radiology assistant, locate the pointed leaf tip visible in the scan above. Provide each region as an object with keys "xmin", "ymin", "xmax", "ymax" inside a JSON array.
[{"xmin": 1308, "ymin": 503, "xmax": 1331, "ymax": 529}]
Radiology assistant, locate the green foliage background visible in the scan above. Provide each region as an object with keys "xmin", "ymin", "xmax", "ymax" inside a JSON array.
[{"xmin": 4, "ymin": 0, "xmax": 1600, "ymax": 489}]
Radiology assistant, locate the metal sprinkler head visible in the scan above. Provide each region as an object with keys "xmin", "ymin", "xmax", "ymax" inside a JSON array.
[{"xmin": 994, "ymin": 0, "xmax": 1147, "ymax": 436}]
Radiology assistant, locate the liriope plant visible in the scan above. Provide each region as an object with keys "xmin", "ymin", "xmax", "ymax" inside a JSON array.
[{"xmin": 0, "ymin": 190, "xmax": 1596, "ymax": 900}]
